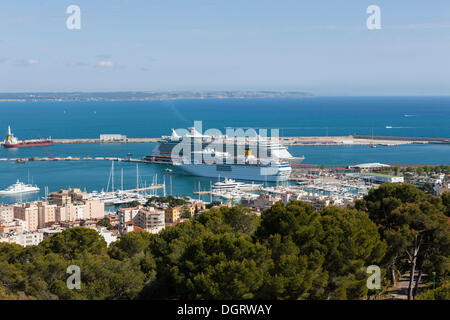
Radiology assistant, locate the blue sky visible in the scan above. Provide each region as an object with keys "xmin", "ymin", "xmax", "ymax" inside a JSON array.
[{"xmin": 0, "ymin": 0, "xmax": 449, "ymax": 95}]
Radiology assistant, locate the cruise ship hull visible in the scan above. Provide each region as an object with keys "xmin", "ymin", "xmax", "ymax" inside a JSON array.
[
  {"xmin": 0, "ymin": 189, "xmax": 40, "ymax": 195},
  {"xmin": 154, "ymin": 142, "xmax": 304, "ymax": 164},
  {"xmin": 174, "ymin": 163, "xmax": 291, "ymax": 182}
]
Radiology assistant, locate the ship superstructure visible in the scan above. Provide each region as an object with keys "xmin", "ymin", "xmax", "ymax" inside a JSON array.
[
  {"xmin": 153, "ymin": 127, "xmax": 304, "ymax": 164},
  {"xmin": 0, "ymin": 180, "xmax": 40, "ymax": 195},
  {"xmin": 2, "ymin": 126, "xmax": 52, "ymax": 148}
]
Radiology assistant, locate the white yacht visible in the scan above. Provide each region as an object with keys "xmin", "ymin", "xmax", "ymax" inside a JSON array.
[
  {"xmin": 212, "ymin": 178, "xmax": 262, "ymax": 191},
  {"xmin": 0, "ymin": 180, "xmax": 40, "ymax": 195}
]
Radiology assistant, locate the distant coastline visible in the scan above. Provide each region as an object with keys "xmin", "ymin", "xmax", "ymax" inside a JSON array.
[{"xmin": 0, "ymin": 91, "xmax": 314, "ymax": 102}]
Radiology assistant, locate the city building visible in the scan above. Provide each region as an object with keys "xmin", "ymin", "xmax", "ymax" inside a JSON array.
[
  {"xmin": 83, "ymin": 200, "xmax": 105, "ymax": 220},
  {"xmin": 49, "ymin": 189, "xmax": 104, "ymax": 222},
  {"xmin": 36, "ymin": 201, "xmax": 57, "ymax": 228},
  {"xmin": 134, "ymin": 207, "xmax": 165, "ymax": 234},
  {"xmin": 164, "ymin": 206, "xmax": 183, "ymax": 225},
  {"xmin": 41, "ymin": 225, "xmax": 65, "ymax": 239},
  {"xmin": 0, "ymin": 231, "xmax": 44, "ymax": 247},
  {"xmin": 351, "ymin": 163, "xmax": 391, "ymax": 173},
  {"xmin": 164, "ymin": 202, "xmax": 207, "ymax": 226},
  {"xmin": 96, "ymin": 227, "xmax": 118, "ymax": 246},
  {"xmin": 435, "ymin": 184, "xmax": 450, "ymax": 196},
  {"xmin": 48, "ymin": 188, "xmax": 89, "ymax": 206},
  {"xmin": 0, "ymin": 204, "xmax": 14, "ymax": 223},
  {"xmin": 13, "ymin": 203, "xmax": 39, "ymax": 231},
  {"xmin": 0, "ymin": 219, "xmax": 27, "ymax": 234},
  {"xmin": 117, "ymin": 206, "xmax": 141, "ymax": 235},
  {"xmin": 241, "ymin": 193, "xmax": 278, "ymax": 214}
]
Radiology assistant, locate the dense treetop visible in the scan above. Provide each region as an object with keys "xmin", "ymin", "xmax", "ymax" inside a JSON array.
[{"xmin": 0, "ymin": 184, "xmax": 448, "ymax": 300}]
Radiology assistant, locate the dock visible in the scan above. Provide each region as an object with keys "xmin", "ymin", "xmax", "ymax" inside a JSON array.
[
  {"xmin": 35, "ymin": 135, "xmax": 450, "ymax": 146},
  {"xmin": 193, "ymin": 190, "xmax": 212, "ymax": 195},
  {"xmin": 124, "ymin": 185, "xmax": 165, "ymax": 192}
]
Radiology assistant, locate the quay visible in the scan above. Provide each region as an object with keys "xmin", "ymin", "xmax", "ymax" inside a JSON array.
[
  {"xmin": 193, "ymin": 191, "xmax": 212, "ymax": 195},
  {"xmin": 2, "ymin": 156, "xmax": 450, "ymax": 169},
  {"xmin": 0, "ymin": 157, "xmax": 148, "ymax": 163},
  {"xmin": 52, "ymin": 138, "xmax": 159, "ymax": 144},
  {"xmin": 46, "ymin": 135, "xmax": 450, "ymax": 146}
]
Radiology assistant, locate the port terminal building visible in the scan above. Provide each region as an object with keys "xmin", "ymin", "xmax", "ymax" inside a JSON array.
[
  {"xmin": 100, "ymin": 134, "xmax": 127, "ymax": 143},
  {"xmin": 360, "ymin": 173, "xmax": 404, "ymax": 184}
]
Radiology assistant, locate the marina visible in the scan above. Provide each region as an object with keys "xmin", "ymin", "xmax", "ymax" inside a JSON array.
[{"xmin": 0, "ymin": 98, "xmax": 449, "ymax": 207}]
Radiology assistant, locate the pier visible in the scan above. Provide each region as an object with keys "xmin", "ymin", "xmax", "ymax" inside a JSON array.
[
  {"xmin": 123, "ymin": 185, "xmax": 164, "ymax": 192},
  {"xmin": 42, "ymin": 135, "xmax": 450, "ymax": 146},
  {"xmin": 52, "ymin": 138, "xmax": 159, "ymax": 144}
]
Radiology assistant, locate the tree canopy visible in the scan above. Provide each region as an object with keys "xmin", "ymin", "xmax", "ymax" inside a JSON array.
[{"xmin": 0, "ymin": 185, "xmax": 448, "ymax": 300}]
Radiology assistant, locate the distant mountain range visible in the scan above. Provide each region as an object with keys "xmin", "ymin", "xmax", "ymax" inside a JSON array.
[{"xmin": 0, "ymin": 91, "xmax": 313, "ymax": 102}]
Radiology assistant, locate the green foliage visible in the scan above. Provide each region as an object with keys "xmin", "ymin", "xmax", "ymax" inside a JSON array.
[
  {"xmin": 0, "ymin": 228, "xmax": 146, "ymax": 300},
  {"xmin": 40, "ymin": 227, "xmax": 107, "ymax": 259},
  {"xmin": 180, "ymin": 207, "xmax": 192, "ymax": 219},
  {"xmin": 442, "ymin": 192, "xmax": 450, "ymax": 217},
  {"xmin": 0, "ymin": 186, "xmax": 447, "ymax": 300},
  {"xmin": 145, "ymin": 195, "xmax": 188, "ymax": 208},
  {"xmin": 416, "ymin": 279, "xmax": 450, "ymax": 300},
  {"xmin": 121, "ymin": 200, "xmax": 141, "ymax": 208},
  {"xmin": 108, "ymin": 231, "xmax": 152, "ymax": 260},
  {"xmin": 97, "ymin": 218, "xmax": 113, "ymax": 230},
  {"xmin": 361, "ymin": 183, "xmax": 450, "ymax": 296},
  {"xmin": 206, "ymin": 200, "xmax": 222, "ymax": 209},
  {"xmin": 418, "ymin": 182, "xmax": 434, "ymax": 195}
]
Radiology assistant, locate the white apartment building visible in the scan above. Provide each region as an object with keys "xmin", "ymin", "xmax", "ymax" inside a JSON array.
[
  {"xmin": 0, "ymin": 231, "xmax": 44, "ymax": 247},
  {"xmin": 0, "ymin": 205, "xmax": 14, "ymax": 223}
]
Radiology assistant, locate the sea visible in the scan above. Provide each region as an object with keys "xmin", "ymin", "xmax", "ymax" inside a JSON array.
[{"xmin": 0, "ymin": 96, "xmax": 449, "ymax": 205}]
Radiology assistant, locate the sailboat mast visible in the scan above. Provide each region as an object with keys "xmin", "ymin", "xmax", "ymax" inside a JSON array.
[
  {"xmin": 163, "ymin": 175, "xmax": 166, "ymax": 197},
  {"xmin": 136, "ymin": 164, "xmax": 139, "ymax": 193},
  {"xmin": 111, "ymin": 161, "xmax": 114, "ymax": 192}
]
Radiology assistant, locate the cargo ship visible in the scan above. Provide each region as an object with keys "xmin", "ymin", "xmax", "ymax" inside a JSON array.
[{"xmin": 2, "ymin": 126, "xmax": 53, "ymax": 148}]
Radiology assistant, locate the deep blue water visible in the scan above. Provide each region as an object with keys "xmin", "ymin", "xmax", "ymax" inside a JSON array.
[
  {"xmin": 0, "ymin": 97, "xmax": 448, "ymax": 204},
  {"xmin": 1, "ymin": 97, "xmax": 449, "ymax": 139}
]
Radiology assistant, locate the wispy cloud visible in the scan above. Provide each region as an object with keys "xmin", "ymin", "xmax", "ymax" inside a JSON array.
[
  {"xmin": 96, "ymin": 60, "xmax": 114, "ymax": 68},
  {"xmin": 15, "ymin": 59, "xmax": 39, "ymax": 66}
]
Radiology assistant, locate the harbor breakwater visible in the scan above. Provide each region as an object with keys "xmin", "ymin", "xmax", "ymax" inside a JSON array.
[{"xmin": 50, "ymin": 135, "xmax": 448, "ymax": 146}]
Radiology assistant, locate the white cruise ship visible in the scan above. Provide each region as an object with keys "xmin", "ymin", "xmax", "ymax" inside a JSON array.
[
  {"xmin": 153, "ymin": 126, "xmax": 304, "ymax": 165},
  {"xmin": 173, "ymin": 149, "xmax": 292, "ymax": 182},
  {"xmin": 0, "ymin": 180, "xmax": 40, "ymax": 195}
]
